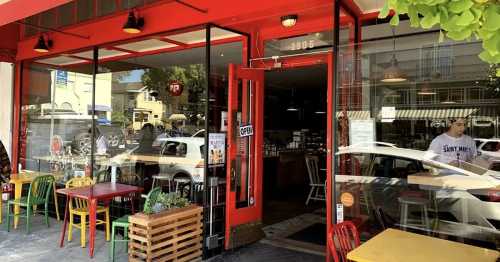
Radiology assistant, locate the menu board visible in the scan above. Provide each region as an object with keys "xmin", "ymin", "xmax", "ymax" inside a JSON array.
[{"xmin": 349, "ymin": 119, "xmax": 375, "ymax": 146}]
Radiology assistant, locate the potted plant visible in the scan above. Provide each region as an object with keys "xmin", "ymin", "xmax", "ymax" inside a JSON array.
[{"xmin": 129, "ymin": 193, "xmax": 203, "ymax": 262}]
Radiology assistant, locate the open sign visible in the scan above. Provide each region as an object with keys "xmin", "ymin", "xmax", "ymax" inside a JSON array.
[{"xmin": 239, "ymin": 125, "xmax": 254, "ymax": 137}]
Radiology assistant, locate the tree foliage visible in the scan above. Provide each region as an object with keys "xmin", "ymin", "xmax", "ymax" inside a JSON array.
[{"xmin": 379, "ymin": 0, "xmax": 500, "ymax": 76}]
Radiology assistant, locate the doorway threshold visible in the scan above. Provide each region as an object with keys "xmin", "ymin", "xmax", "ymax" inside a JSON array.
[{"xmin": 261, "ymin": 209, "xmax": 326, "ymax": 257}]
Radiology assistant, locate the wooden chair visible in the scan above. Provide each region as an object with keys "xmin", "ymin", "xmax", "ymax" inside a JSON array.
[
  {"xmin": 327, "ymin": 221, "xmax": 360, "ymax": 262},
  {"xmin": 109, "ymin": 187, "xmax": 162, "ymax": 262},
  {"xmin": 66, "ymin": 177, "xmax": 110, "ymax": 247},
  {"xmin": 5, "ymin": 175, "xmax": 54, "ymax": 234},
  {"xmin": 305, "ymin": 155, "xmax": 326, "ymax": 205}
]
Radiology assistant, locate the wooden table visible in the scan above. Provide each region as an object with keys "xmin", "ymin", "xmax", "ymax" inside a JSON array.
[
  {"xmin": 9, "ymin": 171, "xmax": 61, "ymax": 228},
  {"xmin": 407, "ymin": 173, "xmax": 498, "ymax": 190},
  {"xmin": 57, "ymin": 183, "xmax": 142, "ymax": 258},
  {"xmin": 347, "ymin": 228, "xmax": 499, "ymax": 262}
]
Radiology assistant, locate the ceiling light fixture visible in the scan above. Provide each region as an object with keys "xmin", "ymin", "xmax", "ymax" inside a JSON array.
[
  {"xmin": 381, "ymin": 27, "xmax": 406, "ymax": 83},
  {"xmin": 281, "ymin": 14, "xmax": 298, "ymax": 27},
  {"xmin": 33, "ymin": 34, "xmax": 53, "ymax": 53},
  {"xmin": 441, "ymin": 90, "xmax": 456, "ymax": 104},
  {"xmin": 287, "ymin": 88, "xmax": 299, "ymax": 112},
  {"xmin": 417, "ymin": 81, "xmax": 436, "ymax": 95},
  {"xmin": 123, "ymin": 10, "xmax": 144, "ymax": 34}
]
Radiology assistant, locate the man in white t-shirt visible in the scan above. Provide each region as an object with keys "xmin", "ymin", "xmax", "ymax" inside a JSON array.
[{"xmin": 428, "ymin": 118, "xmax": 477, "ymax": 163}]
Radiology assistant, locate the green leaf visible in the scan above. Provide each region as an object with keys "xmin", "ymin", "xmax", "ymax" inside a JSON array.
[
  {"xmin": 441, "ymin": 14, "xmax": 459, "ymax": 31},
  {"xmin": 483, "ymin": 33, "xmax": 500, "ymax": 56},
  {"xmin": 379, "ymin": 1, "xmax": 390, "ymax": 18},
  {"xmin": 456, "ymin": 10, "xmax": 475, "ymax": 26},
  {"xmin": 476, "ymin": 28, "xmax": 495, "ymax": 40},
  {"xmin": 497, "ymin": 68, "xmax": 500, "ymax": 77},
  {"xmin": 448, "ymin": 0, "xmax": 474, "ymax": 14},
  {"xmin": 421, "ymin": 14, "xmax": 440, "ymax": 29},
  {"xmin": 438, "ymin": 5, "xmax": 449, "ymax": 21},
  {"xmin": 390, "ymin": 14, "xmax": 400, "ymax": 26},
  {"xmin": 483, "ymin": 4, "xmax": 500, "ymax": 31},
  {"xmin": 408, "ymin": 5, "xmax": 420, "ymax": 27},
  {"xmin": 446, "ymin": 28, "xmax": 472, "ymax": 40},
  {"xmin": 479, "ymin": 50, "xmax": 500, "ymax": 64}
]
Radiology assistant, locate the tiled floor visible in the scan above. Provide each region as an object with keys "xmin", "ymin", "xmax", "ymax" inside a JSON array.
[
  {"xmin": 0, "ymin": 208, "xmax": 323, "ymax": 262},
  {"xmin": 0, "ymin": 214, "xmax": 128, "ymax": 262}
]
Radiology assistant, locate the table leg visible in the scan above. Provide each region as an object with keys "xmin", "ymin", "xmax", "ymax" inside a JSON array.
[
  {"xmin": 52, "ymin": 182, "xmax": 60, "ymax": 221},
  {"xmin": 89, "ymin": 198, "xmax": 97, "ymax": 258},
  {"xmin": 59, "ymin": 195, "xmax": 70, "ymax": 248},
  {"xmin": 14, "ymin": 182, "xmax": 22, "ymax": 229}
]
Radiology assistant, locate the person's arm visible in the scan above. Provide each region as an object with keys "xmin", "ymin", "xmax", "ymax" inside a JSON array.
[{"xmin": 427, "ymin": 137, "xmax": 441, "ymax": 155}]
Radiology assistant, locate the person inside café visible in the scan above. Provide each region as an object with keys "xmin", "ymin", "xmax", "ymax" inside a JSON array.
[{"xmin": 427, "ymin": 117, "xmax": 477, "ymax": 164}]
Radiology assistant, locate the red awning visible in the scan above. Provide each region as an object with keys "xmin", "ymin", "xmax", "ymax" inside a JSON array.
[{"xmin": 0, "ymin": 0, "xmax": 71, "ymax": 27}]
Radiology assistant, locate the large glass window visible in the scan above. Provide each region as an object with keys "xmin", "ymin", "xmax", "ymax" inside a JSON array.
[
  {"xmin": 20, "ymin": 57, "xmax": 95, "ymax": 185},
  {"xmin": 335, "ymin": 19, "xmax": 500, "ymax": 251},
  {"xmin": 19, "ymin": 26, "xmax": 244, "ymax": 216}
]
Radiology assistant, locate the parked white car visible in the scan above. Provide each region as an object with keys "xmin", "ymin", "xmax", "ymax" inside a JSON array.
[
  {"xmin": 111, "ymin": 137, "xmax": 205, "ymax": 183},
  {"xmin": 337, "ymin": 143, "xmax": 500, "ymax": 236},
  {"xmin": 475, "ymin": 138, "xmax": 500, "ymax": 160}
]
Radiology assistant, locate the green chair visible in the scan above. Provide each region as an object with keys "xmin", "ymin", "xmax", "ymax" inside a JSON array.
[
  {"xmin": 5, "ymin": 175, "xmax": 55, "ymax": 234},
  {"xmin": 110, "ymin": 187, "xmax": 161, "ymax": 262}
]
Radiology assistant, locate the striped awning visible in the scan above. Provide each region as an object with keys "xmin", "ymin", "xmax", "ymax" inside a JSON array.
[
  {"xmin": 335, "ymin": 108, "xmax": 479, "ymax": 120},
  {"xmin": 336, "ymin": 111, "xmax": 371, "ymax": 119},
  {"xmin": 394, "ymin": 108, "xmax": 478, "ymax": 120}
]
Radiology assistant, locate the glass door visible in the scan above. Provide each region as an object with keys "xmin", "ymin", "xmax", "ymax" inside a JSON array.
[{"xmin": 225, "ymin": 64, "xmax": 264, "ymax": 249}]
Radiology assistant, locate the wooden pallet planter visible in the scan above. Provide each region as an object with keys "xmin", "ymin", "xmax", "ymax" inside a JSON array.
[{"xmin": 128, "ymin": 204, "xmax": 203, "ymax": 262}]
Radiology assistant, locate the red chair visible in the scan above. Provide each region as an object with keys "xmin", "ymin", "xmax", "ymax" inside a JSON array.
[{"xmin": 327, "ymin": 221, "xmax": 361, "ymax": 262}]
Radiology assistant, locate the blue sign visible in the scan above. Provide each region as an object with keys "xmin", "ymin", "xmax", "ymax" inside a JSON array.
[{"xmin": 55, "ymin": 70, "xmax": 67, "ymax": 86}]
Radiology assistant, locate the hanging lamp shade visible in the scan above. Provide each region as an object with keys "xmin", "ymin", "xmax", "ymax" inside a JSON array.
[
  {"xmin": 314, "ymin": 108, "xmax": 326, "ymax": 114},
  {"xmin": 33, "ymin": 35, "xmax": 51, "ymax": 53},
  {"xmin": 286, "ymin": 101, "xmax": 299, "ymax": 112},
  {"xmin": 123, "ymin": 11, "xmax": 144, "ymax": 34},
  {"xmin": 287, "ymin": 88, "xmax": 299, "ymax": 111},
  {"xmin": 381, "ymin": 55, "xmax": 406, "ymax": 83},
  {"xmin": 417, "ymin": 81, "xmax": 436, "ymax": 95}
]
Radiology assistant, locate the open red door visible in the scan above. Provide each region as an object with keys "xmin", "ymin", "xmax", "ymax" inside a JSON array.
[{"xmin": 225, "ymin": 64, "xmax": 264, "ymax": 249}]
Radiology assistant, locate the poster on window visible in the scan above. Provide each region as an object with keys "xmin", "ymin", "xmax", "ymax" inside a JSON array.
[
  {"xmin": 349, "ymin": 119, "xmax": 375, "ymax": 146},
  {"xmin": 209, "ymin": 133, "xmax": 226, "ymax": 166}
]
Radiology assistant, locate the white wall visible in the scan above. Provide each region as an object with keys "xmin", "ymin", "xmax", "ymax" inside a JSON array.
[{"xmin": 0, "ymin": 62, "xmax": 13, "ymax": 158}]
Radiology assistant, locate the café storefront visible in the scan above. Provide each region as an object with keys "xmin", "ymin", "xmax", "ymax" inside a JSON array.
[{"xmin": 1, "ymin": 0, "xmax": 500, "ymax": 261}]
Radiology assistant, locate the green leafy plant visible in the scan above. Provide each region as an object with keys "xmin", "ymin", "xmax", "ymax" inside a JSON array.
[
  {"xmin": 143, "ymin": 192, "xmax": 190, "ymax": 215},
  {"xmin": 379, "ymin": 0, "xmax": 500, "ymax": 76}
]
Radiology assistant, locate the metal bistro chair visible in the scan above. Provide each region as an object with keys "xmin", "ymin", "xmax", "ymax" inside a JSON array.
[
  {"xmin": 6, "ymin": 175, "xmax": 54, "ymax": 234},
  {"xmin": 305, "ymin": 155, "xmax": 326, "ymax": 205},
  {"xmin": 109, "ymin": 186, "xmax": 162, "ymax": 262},
  {"xmin": 327, "ymin": 221, "xmax": 361, "ymax": 262},
  {"xmin": 66, "ymin": 177, "xmax": 111, "ymax": 247}
]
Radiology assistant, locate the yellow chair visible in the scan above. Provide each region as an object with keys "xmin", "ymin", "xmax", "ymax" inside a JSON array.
[{"xmin": 66, "ymin": 177, "xmax": 110, "ymax": 247}]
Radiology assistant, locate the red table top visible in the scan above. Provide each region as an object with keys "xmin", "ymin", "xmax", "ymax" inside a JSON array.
[{"xmin": 56, "ymin": 183, "xmax": 142, "ymax": 200}]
